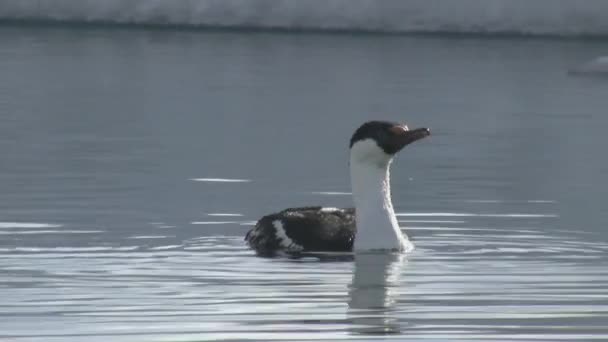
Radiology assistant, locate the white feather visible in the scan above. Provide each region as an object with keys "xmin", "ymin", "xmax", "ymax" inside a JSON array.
[
  {"xmin": 273, "ymin": 220, "xmax": 303, "ymax": 251},
  {"xmin": 349, "ymin": 139, "xmax": 413, "ymax": 252}
]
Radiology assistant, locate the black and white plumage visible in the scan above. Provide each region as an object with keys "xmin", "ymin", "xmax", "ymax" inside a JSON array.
[
  {"xmin": 245, "ymin": 121, "xmax": 430, "ymax": 255},
  {"xmin": 245, "ymin": 207, "xmax": 356, "ymax": 254}
]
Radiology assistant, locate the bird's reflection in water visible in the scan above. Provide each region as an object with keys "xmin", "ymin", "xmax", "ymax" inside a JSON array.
[{"xmin": 347, "ymin": 252, "xmax": 406, "ymax": 335}]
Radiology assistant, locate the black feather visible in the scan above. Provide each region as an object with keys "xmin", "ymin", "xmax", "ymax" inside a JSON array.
[
  {"xmin": 349, "ymin": 121, "xmax": 400, "ymax": 154},
  {"xmin": 245, "ymin": 207, "xmax": 356, "ymax": 255}
]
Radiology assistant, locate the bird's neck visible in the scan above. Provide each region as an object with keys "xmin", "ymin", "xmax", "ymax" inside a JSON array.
[{"xmin": 350, "ymin": 158, "xmax": 411, "ymax": 251}]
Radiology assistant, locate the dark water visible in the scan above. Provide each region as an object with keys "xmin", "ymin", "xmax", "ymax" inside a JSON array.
[{"xmin": 1, "ymin": 26, "xmax": 608, "ymax": 341}]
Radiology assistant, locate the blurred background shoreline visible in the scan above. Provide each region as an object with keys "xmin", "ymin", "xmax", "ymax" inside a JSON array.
[{"xmin": 2, "ymin": 0, "xmax": 608, "ymax": 38}]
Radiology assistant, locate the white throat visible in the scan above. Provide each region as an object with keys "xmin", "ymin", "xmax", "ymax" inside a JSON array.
[{"xmin": 349, "ymin": 139, "xmax": 412, "ymax": 252}]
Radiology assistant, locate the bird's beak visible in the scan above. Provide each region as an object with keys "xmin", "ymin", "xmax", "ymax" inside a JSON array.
[{"xmin": 389, "ymin": 125, "xmax": 431, "ymax": 152}]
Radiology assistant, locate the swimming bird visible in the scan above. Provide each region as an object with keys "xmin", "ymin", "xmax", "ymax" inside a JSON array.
[{"xmin": 245, "ymin": 121, "xmax": 430, "ymax": 255}]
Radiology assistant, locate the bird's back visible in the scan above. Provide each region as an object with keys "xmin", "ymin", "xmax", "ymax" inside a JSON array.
[{"xmin": 245, "ymin": 206, "xmax": 356, "ymax": 255}]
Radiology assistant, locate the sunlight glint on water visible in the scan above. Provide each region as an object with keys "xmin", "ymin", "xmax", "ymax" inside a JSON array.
[{"xmin": 2, "ymin": 210, "xmax": 608, "ymax": 341}]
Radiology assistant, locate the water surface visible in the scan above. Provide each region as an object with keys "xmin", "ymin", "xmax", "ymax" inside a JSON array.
[{"xmin": 1, "ymin": 26, "xmax": 608, "ymax": 341}]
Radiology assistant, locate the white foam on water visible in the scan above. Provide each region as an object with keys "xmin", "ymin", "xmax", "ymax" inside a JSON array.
[
  {"xmin": 404, "ymin": 226, "xmax": 540, "ymax": 233},
  {"xmin": 527, "ymin": 200, "xmax": 557, "ymax": 203},
  {"xmin": 0, "ymin": 230, "xmax": 103, "ymax": 235},
  {"xmin": 0, "ymin": 222, "xmax": 63, "ymax": 229},
  {"xmin": 396, "ymin": 212, "xmax": 558, "ymax": 218},
  {"xmin": 191, "ymin": 221, "xmax": 243, "ymax": 225},
  {"xmin": 190, "ymin": 178, "xmax": 250, "ymax": 183},
  {"xmin": 0, "ymin": 246, "xmax": 139, "ymax": 252},
  {"xmin": 463, "ymin": 200, "xmax": 506, "ymax": 203},
  {"xmin": 150, "ymin": 245, "xmax": 183, "ymax": 250},
  {"xmin": 399, "ymin": 220, "xmax": 467, "ymax": 224},
  {"xmin": 463, "ymin": 200, "xmax": 557, "ymax": 204},
  {"xmin": 127, "ymin": 235, "xmax": 171, "ymax": 239},
  {"xmin": 1, "ymin": 0, "xmax": 608, "ymax": 36},
  {"xmin": 310, "ymin": 191, "xmax": 352, "ymax": 196}
]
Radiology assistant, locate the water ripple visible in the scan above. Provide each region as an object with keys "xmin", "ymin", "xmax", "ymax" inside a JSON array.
[{"xmin": 1, "ymin": 221, "xmax": 607, "ymax": 341}]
